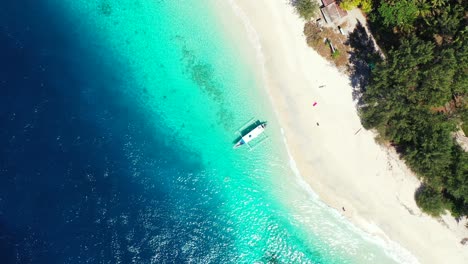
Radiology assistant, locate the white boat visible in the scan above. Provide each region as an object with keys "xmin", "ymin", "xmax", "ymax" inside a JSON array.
[{"xmin": 233, "ymin": 122, "xmax": 267, "ymax": 149}]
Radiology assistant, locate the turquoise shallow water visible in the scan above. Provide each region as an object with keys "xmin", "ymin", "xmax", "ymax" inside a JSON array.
[{"xmin": 28, "ymin": 0, "xmax": 413, "ymax": 262}]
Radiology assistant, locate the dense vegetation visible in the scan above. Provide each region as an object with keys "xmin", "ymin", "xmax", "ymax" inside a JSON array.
[
  {"xmin": 357, "ymin": 0, "xmax": 468, "ymax": 217},
  {"xmin": 294, "ymin": 0, "xmax": 319, "ymax": 20},
  {"xmin": 339, "ymin": 0, "xmax": 373, "ymax": 13}
]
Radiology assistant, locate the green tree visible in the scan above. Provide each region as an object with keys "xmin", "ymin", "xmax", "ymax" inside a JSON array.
[
  {"xmin": 356, "ymin": 0, "xmax": 468, "ymax": 218},
  {"xmin": 419, "ymin": 49, "xmax": 455, "ymax": 106},
  {"xmin": 378, "ymin": 0, "xmax": 419, "ymax": 32},
  {"xmin": 414, "ymin": 0, "xmax": 447, "ymax": 18},
  {"xmin": 434, "ymin": 5, "xmax": 463, "ymax": 37},
  {"xmin": 294, "ymin": 0, "xmax": 318, "ymax": 21},
  {"xmin": 451, "ymin": 35, "xmax": 468, "ymax": 96},
  {"xmin": 404, "ymin": 115, "xmax": 455, "ymax": 181},
  {"xmin": 446, "ymin": 147, "xmax": 468, "ymax": 202},
  {"xmin": 339, "ymin": 0, "xmax": 372, "ymax": 13},
  {"xmin": 415, "ymin": 185, "xmax": 446, "ymax": 216},
  {"xmin": 361, "ymin": 37, "xmax": 435, "ymax": 131}
]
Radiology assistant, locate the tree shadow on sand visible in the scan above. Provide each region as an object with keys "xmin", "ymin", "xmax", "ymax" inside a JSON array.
[{"xmin": 346, "ymin": 20, "xmax": 382, "ymax": 106}]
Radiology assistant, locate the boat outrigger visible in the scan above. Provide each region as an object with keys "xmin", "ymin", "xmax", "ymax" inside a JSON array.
[{"xmin": 233, "ymin": 120, "xmax": 268, "ymax": 149}]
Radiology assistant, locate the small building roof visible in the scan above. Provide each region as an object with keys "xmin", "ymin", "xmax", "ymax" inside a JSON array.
[
  {"xmin": 322, "ymin": 0, "xmax": 335, "ymax": 6},
  {"xmin": 320, "ymin": 2, "xmax": 348, "ymax": 24}
]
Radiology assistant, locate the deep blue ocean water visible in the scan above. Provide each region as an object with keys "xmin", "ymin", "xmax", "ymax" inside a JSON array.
[{"xmin": 0, "ymin": 1, "xmax": 236, "ymax": 263}]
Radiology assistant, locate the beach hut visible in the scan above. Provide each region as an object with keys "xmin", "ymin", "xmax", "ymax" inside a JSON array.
[{"xmin": 320, "ymin": 0, "xmax": 348, "ymax": 24}]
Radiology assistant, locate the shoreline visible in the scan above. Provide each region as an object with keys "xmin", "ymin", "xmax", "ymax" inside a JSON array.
[{"xmin": 224, "ymin": 0, "xmax": 468, "ymax": 263}]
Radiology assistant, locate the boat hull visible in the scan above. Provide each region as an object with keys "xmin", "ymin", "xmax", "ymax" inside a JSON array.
[{"xmin": 233, "ymin": 123, "xmax": 266, "ymax": 149}]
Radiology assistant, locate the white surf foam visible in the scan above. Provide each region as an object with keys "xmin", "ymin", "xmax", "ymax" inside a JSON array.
[{"xmin": 280, "ymin": 127, "xmax": 419, "ymax": 264}]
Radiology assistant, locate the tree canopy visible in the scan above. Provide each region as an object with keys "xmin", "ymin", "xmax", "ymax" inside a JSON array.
[
  {"xmin": 294, "ymin": 0, "xmax": 319, "ymax": 21},
  {"xmin": 339, "ymin": 0, "xmax": 373, "ymax": 13},
  {"xmin": 378, "ymin": 0, "xmax": 419, "ymax": 31},
  {"xmin": 360, "ymin": 0, "xmax": 468, "ymax": 217}
]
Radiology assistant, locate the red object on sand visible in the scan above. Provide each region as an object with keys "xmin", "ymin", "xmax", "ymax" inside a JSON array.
[{"xmin": 313, "ymin": 102, "xmax": 317, "ymax": 106}]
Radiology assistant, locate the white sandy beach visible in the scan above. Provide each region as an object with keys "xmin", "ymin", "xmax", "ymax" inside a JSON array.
[{"xmin": 222, "ymin": 0, "xmax": 468, "ymax": 263}]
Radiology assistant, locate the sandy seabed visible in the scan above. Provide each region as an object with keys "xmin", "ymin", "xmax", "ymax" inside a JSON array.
[{"xmin": 217, "ymin": 0, "xmax": 468, "ymax": 263}]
